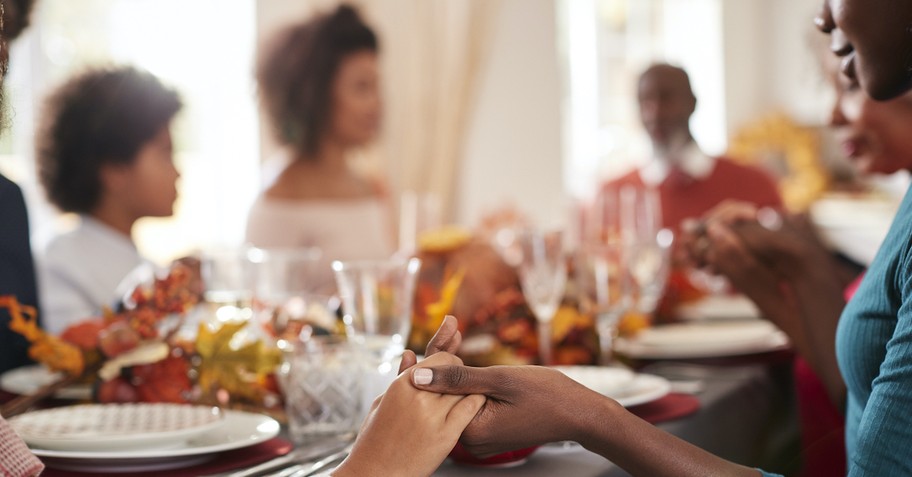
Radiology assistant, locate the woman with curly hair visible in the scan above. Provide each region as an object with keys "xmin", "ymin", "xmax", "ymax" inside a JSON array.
[
  {"xmin": 36, "ymin": 66, "xmax": 182, "ymax": 333},
  {"xmin": 246, "ymin": 4, "xmax": 393, "ymax": 289}
]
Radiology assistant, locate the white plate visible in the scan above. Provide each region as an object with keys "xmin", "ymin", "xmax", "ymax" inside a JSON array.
[
  {"xmin": 553, "ymin": 366, "xmax": 669, "ymax": 407},
  {"xmin": 10, "ymin": 403, "xmax": 225, "ymax": 452},
  {"xmin": 30, "ymin": 410, "xmax": 280, "ymax": 473},
  {"xmin": 615, "ymin": 321, "xmax": 790, "ymax": 359},
  {"xmin": 811, "ymin": 194, "xmax": 898, "ymax": 266},
  {"xmin": 0, "ymin": 365, "xmax": 92, "ymax": 400},
  {"xmin": 551, "ymin": 366, "xmax": 635, "ymax": 396},
  {"xmin": 612, "ymin": 374, "xmax": 672, "ymax": 407},
  {"xmin": 676, "ymin": 295, "xmax": 761, "ymax": 322}
]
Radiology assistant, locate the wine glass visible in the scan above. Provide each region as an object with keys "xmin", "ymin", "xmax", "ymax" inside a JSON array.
[
  {"xmin": 619, "ymin": 186, "xmax": 674, "ymax": 315},
  {"xmin": 516, "ymin": 229, "xmax": 567, "ymax": 365},
  {"xmin": 575, "ymin": 244, "xmax": 631, "ymax": 364}
]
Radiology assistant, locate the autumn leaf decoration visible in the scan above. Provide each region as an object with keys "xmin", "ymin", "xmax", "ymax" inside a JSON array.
[
  {"xmin": 424, "ymin": 267, "xmax": 466, "ymax": 332},
  {"xmin": 1, "ymin": 296, "xmax": 85, "ymax": 375},
  {"xmin": 195, "ymin": 321, "xmax": 282, "ymax": 403}
]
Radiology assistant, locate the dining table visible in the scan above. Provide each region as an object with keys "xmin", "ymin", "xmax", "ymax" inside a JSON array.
[
  {"xmin": 2, "ymin": 315, "xmax": 800, "ymax": 477},
  {"xmin": 433, "ymin": 358, "xmax": 798, "ymax": 477}
]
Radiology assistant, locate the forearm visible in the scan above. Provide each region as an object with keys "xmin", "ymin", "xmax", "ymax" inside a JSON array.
[
  {"xmin": 729, "ymin": 276, "xmax": 812, "ymax": 354},
  {"xmin": 788, "ymin": 265, "xmax": 846, "ymax": 408},
  {"xmin": 574, "ymin": 398, "xmax": 762, "ymax": 477}
]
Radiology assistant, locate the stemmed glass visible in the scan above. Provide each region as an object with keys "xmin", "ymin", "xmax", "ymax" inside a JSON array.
[
  {"xmin": 583, "ymin": 184, "xmax": 632, "ymax": 363},
  {"xmin": 619, "ymin": 186, "xmax": 674, "ymax": 316},
  {"xmin": 575, "ymin": 244, "xmax": 630, "ymax": 364},
  {"xmin": 516, "ymin": 229, "xmax": 567, "ymax": 365}
]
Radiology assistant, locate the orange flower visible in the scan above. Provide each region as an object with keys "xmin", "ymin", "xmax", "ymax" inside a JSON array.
[{"xmin": 60, "ymin": 320, "xmax": 105, "ymax": 350}]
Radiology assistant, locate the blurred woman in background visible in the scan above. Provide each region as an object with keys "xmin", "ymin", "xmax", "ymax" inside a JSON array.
[{"xmin": 246, "ymin": 4, "xmax": 393, "ymax": 275}]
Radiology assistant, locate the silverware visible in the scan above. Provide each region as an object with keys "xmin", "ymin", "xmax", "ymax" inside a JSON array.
[
  {"xmin": 201, "ymin": 440, "xmax": 350, "ymax": 477},
  {"xmin": 269, "ymin": 445, "xmax": 352, "ymax": 477}
]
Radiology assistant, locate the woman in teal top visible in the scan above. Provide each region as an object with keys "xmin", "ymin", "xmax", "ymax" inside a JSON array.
[{"xmin": 838, "ymin": 178, "xmax": 912, "ymax": 472}]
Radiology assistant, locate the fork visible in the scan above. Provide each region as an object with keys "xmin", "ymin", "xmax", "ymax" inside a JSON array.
[
  {"xmin": 267, "ymin": 444, "xmax": 352, "ymax": 477},
  {"xmin": 201, "ymin": 440, "xmax": 350, "ymax": 477}
]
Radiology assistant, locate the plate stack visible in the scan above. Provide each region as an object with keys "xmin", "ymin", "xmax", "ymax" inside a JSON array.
[{"xmin": 8, "ymin": 403, "xmax": 279, "ymax": 473}]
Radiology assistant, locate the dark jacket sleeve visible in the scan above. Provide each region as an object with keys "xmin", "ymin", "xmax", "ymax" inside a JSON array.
[{"xmin": 0, "ymin": 173, "xmax": 39, "ymax": 373}]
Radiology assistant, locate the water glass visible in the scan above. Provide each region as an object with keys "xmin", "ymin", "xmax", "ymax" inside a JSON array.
[
  {"xmin": 247, "ymin": 247, "xmax": 335, "ymax": 336},
  {"xmin": 279, "ymin": 336, "xmax": 366, "ymax": 446},
  {"xmin": 332, "ymin": 258, "xmax": 421, "ymax": 364},
  {"xmin": 200, "ymin": 247, "xmax": 256, "ymax": 323}
]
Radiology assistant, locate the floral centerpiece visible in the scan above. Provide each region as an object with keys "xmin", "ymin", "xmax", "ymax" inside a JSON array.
[
  {"xmin": 1, "ymin": 264, "xmax": 282, "ymax": 417},
  {"xmin": 409, "ymin": 227, "xmax": 600, "ymax": 366}
]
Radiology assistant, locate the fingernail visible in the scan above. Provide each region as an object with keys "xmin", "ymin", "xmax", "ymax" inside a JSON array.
[{"xmin": 413, "ymin": 368, "xmax": 433, "ymax": 385}]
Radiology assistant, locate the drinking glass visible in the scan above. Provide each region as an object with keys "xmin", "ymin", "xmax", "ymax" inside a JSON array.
[
  {"xmin": 247, "ymin": 247, "xmax": 334, "ymax": 336},
  {"xmin": 619, "ymin": 186, "xmax": 673, "ymax": 316},
  {"xmin": 516, "ymin": 230, "xmax": 567, "ymax": 365},
  {"xmin": 278, "ymin": 336, "xmax": 366, "ymax": 446},
  {"xmin": 575, "ymin": 244, "xmax": 631, "ymax": 364},
  {"xmin": 585, "ymin": 183, "xmax": 624, "ymax": 247},
  {"xmin": 332, "ymin": 258, "xmax": 421, "ymax": 365},
  {"xmin": 200, "ymin": 247, "xmax": 256, "ymax": 323},
  {"xmin": 398, "ymin": 190, "xmax": 442, "ymax": 256}
]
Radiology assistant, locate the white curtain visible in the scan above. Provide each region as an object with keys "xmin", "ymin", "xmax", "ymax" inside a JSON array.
[{"xmin": 364, "ymin": 0, "xmax": 503, "ymax": 223}]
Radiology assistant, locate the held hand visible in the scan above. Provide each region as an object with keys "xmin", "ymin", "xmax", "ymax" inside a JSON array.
[
  {"xmin": 701, "ymin": 222, "xmax": 801, "ymax": 330},
  {"xmin": 679, "ymin": 200, "xmax": 762, "ymax": 268},
  {"xmin": 410, "ymin": 363, "xmax": 611, "ymax": 457},
  {"xmin": 426, "ymin": 314, "xmax": 463, "ymax": 356},
  {"xmin": 397, "ymin": 315, "xmax": 462, "ymax": 375},
  {"xmin": 335, "ymin": 352, "xmax": 485, "ymax": 477},
  {"xmin": 724, "ymin": 215, "xmax": 820, "ymax": 278}
]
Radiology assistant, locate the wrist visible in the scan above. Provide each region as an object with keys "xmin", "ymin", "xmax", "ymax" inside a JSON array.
[{"xmin": 570, "ymin": 390, "xmax": 625, "ymax": 450}]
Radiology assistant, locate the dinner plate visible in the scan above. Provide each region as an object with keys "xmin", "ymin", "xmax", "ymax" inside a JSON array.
[
  {"xmin": 553, "ymin": 366, "xmax": 669, "ymax": 407},
  {"xmin": 551, "ymin": 366, "xmax": 635, "ymax": 396},
  {"xmin": 0, "ymin": 364, "xmax": 92, "ymax": 400},
  {"xmin": 30, "ymin": 410, "xmax": 280, "ymax": 473},
  {"xmin": 10, "ymin": 403, "xmax": 225, "ymax": 452},
  {"xmin": 614, "ymin": 321, "xmax": 790, "ymax": 359},
  {"xmin": 676, "ymin": 294, "xmax": 761, "ymax": 322},
  {"xmin": 811, "ymin": 193, "xmax": 898, "ymax": 266},
  {"xmin": 612, "ymin": 374, "xmax": 672, "ymax": 407}
]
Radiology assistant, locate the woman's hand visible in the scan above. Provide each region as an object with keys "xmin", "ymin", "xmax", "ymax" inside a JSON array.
[
  {"xmin": 397, "ymin": 315, "xmax": 463, "ymax": 374},
  {"xmin": 333, "ymin": 351, "xmax": 485, "ymax": 477},
  {"xmin": 411, "ymin": 318, "xmax": 762, "ymax": 477},
  {"xmin": 410, "ymin": 363, "xmax": 612, "ymax": 457}
]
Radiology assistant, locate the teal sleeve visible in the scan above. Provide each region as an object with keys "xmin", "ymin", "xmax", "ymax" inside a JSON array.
[
  {"xmin": 756, "ymin": 469, "xmax": 783, "ymax": 477},
  {"xmin": 848, "ymin": 242, "xmax": 912, "ymax": 475}
]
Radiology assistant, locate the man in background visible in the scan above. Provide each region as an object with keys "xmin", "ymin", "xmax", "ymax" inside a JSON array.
[
  {"xmin": 598, "ymin": 63, "xmax": 782, "ymax": 232},
  {"xmin": 592, "ymin": 63, "xmax": 783, "ymax": 320}
]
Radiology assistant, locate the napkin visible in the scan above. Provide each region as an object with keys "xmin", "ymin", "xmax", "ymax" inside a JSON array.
[
  {"xmin": 0, "ymin": 414, "xmax": 44, "ymax": 477},
  {"xmin": 628, "ymin": 393, "xmax": 700, "ymax": 424}
]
